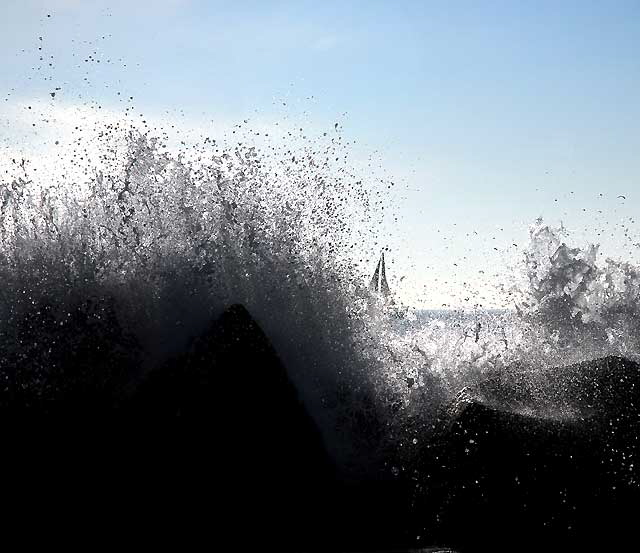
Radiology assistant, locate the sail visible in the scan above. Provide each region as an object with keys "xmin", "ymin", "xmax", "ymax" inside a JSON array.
[
  {"xmin": 369, "ymin": 252, "xmax": 391, "ymax": 297},
  {"xmin": 369, "ymin": 257, "xmax": 381, "ymax": 292},
  {"xmin": 380, "ymin": 253, "xmax": 391, "ymax": 297},
  {"xmin": 368, "ymin": 251, "xmax": 405, "ymax": 317}
]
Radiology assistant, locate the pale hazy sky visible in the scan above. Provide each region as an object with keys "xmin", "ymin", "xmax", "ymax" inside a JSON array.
[{"xmin": 2, "ymin": 0, "xmax": 639, "ymax": 307}]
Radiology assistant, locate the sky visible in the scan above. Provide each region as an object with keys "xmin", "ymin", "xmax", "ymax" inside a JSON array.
[{"xmin": 1, "ymin": 0, "xmax": 639, "ymax": 307}]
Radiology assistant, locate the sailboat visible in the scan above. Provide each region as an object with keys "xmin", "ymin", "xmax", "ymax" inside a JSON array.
[
  {"xmin": 369, "ymin": 251, "xmax": 391, "ymax": 297},
  {"xmin": 368, "ymin": 252, "xmax": 407, "ymax": 318}
]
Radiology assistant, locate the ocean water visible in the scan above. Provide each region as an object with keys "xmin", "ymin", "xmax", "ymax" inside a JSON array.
[{"xmin": 2, "ymin": 123, "xmax": 640, "ymax": 474}]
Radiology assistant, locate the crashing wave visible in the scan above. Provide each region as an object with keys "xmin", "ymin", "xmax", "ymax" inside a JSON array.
[
  {"xmin": 2, "ymin": 112, "xmax": 640, "ymax": 476},
  {"xmin": 0, "ymin": 122, "xmax": 393, "ymax": 467}
]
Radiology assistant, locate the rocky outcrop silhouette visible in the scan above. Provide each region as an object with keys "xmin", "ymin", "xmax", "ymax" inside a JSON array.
[
  {"xmin": 2, "ymin": 302, "xmax": 640, "ymax": 552},
  {"xmin": 128, "ymin": 303, "xmax": 338, "ymax": 547},
  {"xmin": 419, "ymin": 355, "xmax": 640, "ymax": 552},
  {"xmin": 0, "ymin": 303, "xmax": 338, "ymax": 549}
]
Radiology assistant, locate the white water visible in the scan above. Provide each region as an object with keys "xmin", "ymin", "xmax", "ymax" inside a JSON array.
[{"xmin": 2, "ymin": 118, "xmax": 640, "ymax": 471}]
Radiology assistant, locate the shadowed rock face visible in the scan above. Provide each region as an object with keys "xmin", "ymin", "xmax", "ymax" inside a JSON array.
[
  {"xmin": 0, "ymin": 303, "xmax": 339, "ymax": 550},
  {"xmin": 128, "ymin": 304, "xmax": 338, "ymax": 546},
  {"xmin": 417, "ymin": 356, "xmax": 640, "ymax": 552},
  {"xmin": 0, "ymin": 302, "xmax": 420, "ymax": 551},
  {"xmin": 3, "ymin": 305, "xmax": 640, "ymax": 552}
]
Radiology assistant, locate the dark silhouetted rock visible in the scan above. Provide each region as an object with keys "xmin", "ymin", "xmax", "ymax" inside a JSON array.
[
  {"xmin": 126, "ymin": 304, "xmax": 338, "ymax": 548},
  {"xmin": 418, "ymin": 356, "xmax": 640, "ymax": 552},
  {"xmin": 123, "ymin": 304, "xmax": 432, "ymax": 551},
  {"xmin": 0, "ymin": 303, "xmax": 340, "ymax": 550},
  {"xmin": 9, "ymin": 302, "xmax": 640, "ymax": 552},
  {"xmin": 130, "ymin": 303, "xmax": 334, "ymax": 469}
]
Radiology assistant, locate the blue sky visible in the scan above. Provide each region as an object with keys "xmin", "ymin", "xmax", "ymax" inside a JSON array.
[{"xmin": 2, "ymin": 0, "xmax": 639, "ymax": 306}]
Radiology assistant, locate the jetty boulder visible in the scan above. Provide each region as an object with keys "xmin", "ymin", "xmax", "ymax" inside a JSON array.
[
  {"xmin": 129, "ymin": 303, "xmax": 336, "ymax": 546},
  {"xmin": 421, "ymin": 355, "xmax": 640, "ymax": 552},
  {"xmin": 0, "ymin": 304, "xmax": 337, "ymax": 550}
]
